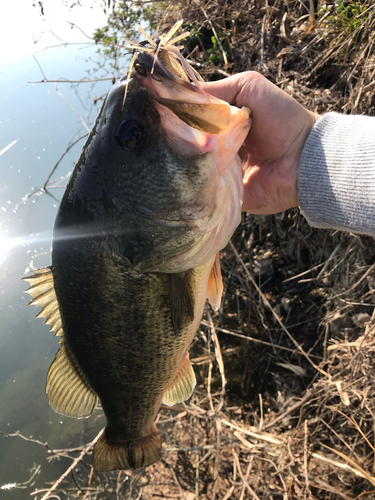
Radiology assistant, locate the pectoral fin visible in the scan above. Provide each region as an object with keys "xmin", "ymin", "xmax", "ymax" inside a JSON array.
[
  {"xmin": 207, "ymin": 253, "xmax": 223, "ymax": 311},
  {"xmin": 46, "ymin": 341, "xmax": 98, "ymax": 418},
  {"xmin": 169, "ymin": 270, "xmax": 195, "ymax": 335},
  {"xmin": 163, "ymin": 353, "xmax": 196, "ymax": 406}
]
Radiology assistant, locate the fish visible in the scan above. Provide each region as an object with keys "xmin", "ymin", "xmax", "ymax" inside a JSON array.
[{"xmin": 22, "ymin": 27, "xmax": 250, "ymax": 472}]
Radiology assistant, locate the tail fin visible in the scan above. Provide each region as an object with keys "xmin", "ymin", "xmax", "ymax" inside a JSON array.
[{"xmin": 92, "ymin": 425, "xmax": 162, "ymax": 471}]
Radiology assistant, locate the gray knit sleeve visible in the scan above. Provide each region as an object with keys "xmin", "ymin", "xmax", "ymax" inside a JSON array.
[{"xmin": 298, "ymin": 112, "xmax": 375, "ymax": 235}]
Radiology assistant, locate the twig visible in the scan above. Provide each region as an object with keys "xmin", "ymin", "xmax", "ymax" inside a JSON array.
[
  {"xmin": 206, "ymin": 310, "xmax": 226, "ymax": 499},
  {"xmin": 43, "ymin": 133, "xmax": 88, "ymax": 189},
  {"xmin": 206, "ymin": 311, "xmax": 226, "ymax": 409},
  {"xmin": 329, "ymin": 263, "xmax": 375, "ymax": 300},
  {"xmin": 15, "ymin": 133, "xmax": 88, "ymax": 211},
  {"xmin": 239, "ymin": 459, "xmax": 253, "ymax": 500},
  {"xmin": 71, "ymin": 470, "xmax": 84, "ymax": 494},
  {"xmin": 229, "ymin": 241, "xmax": 329, "ymax": 378},
  {"xmin": 280, "ymin": 0, "xmax": 314, "ymax": 44},
  {"xmin": 264, "ymin": 391, "xmax": 312, "ymax": 430},
  {"xmin": 200, "ymin": 321, "xmax": 322, "ymax": 359},
  {"xmin": 258, "ymin": 393, "xmax": 264, "ymax": 431},
  {"xmin": 316, "ymin": 243, "xmax": 341, "ymax": 280},
  {"xmin": 280, "ymin": 12, "xmax": 296, "ymax": 44},
  {"xmin": 163, "ymin": 459, "xmax": 185, "ymax": 498},
  {"xmin": 28, "ymin": 78, "xmax": 115, "ymax": 83},
  {"xmin": 233, "ymin": 431, "xmax": 263, "ymax": 451},
  {"xmin": 233, "ymin": 451, "xmax": 261, "ymax": 500},
  {"xmin": 260, "ymin": 14, "xmax": 267, "ymax": 67},
  {"xmin": 0, "ymin": 464, "xmax": 41, "ymax": 491},
  {"xmin": 257, "ymin": 0, "xmax": 279, "ymax": 51},
  {"xmin": 304, "ymin": 419, "xmax": 310, "ymax": 497},
  {"xmin": 257, "ymin": 456, "xmax": 288, "ymax": 497},
  {"xmin": 194, "ymin": 417, "xmax": 199, "ymax": 500},
  {"xmin": 353, "ymin": 491, "xmax": 375, "ymax": 500},
  {"xmin": 200, "ymin": 6, "xmax": 228, "ymax": 66},
  {"xmin": 55, "ymin": 85, "xmax": 90, "ymax": 133},
  {"xmin": 312, "ymin": 449, "xmax": 372, "ymax": 482},
  {"xmin": 310, "ymin": 478, "xmax": 351, "ymax": 500},
  {"xmin": 165, "ymin": 445, "xmax": 215, "ymax": 453},
  {"xmin": 32, "ymin": 487, "xmax": 98, "ymax": 495},
  {"xmin": 0, "ymin": 431, "xmax": 54, "ymax": 454},
  {"xmin": 282, "ymin": 261, "xmax": 325, "ymax": 282},
  {"xmin": 93, "ymin": 92, "xmax": 108, "ymax": 103},
  {"xmin": 319, "ymin": 417, "xmax": 359, "ymax": 459},
  {"xmin": 33, "ymin": 54, "xmax": 48, "ymax": 80},
  {"xmin": 116, "ymin": 470, "xmax": 122, "ymax": 500},
  {"xmin": 206, "ymin": 325, "xmax": 214, "ymax": 413},
  {"xmin": 222, "ymin": 486, "xmax": 235, "ymax": 500},
  {"xmin": 221, "ymin": 418, "xmax": 282, "ymax": 445},
  {"xmin": 67, "ymin": 21, "xmax": 94, "ymax": 41},
  {"xmin": 36, "ymin": 428, "xmax": 104, "ymax": 500}
]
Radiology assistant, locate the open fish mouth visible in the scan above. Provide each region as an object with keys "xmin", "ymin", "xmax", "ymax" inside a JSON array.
[{"xmin": 132, "ymin": 50, "xmax": 235, "ymax": 135}]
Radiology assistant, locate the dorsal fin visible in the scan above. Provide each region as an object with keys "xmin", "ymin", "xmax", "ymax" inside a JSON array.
[
  {"xmin": 169, "ymin": 270, "xmax": 195, "ymax": 335},
  {"xmin": 21, "ymin": 267, "xmax": 62, "ymax": 336},
  {"xmin": 22, "ymin": 267, "xmax": 98, "ymax": 418},
  {"xmin": 163, "ymin": 352, "xmax": 196, "ymax": 406},
  {"xmin": 206, "ymin": 253, "xmax": 223, "ymax": 311}
]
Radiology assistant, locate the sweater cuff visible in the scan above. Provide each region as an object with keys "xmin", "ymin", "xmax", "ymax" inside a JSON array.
[{"xmin": 298, "ymin": 112, "xmax": 375, "ymax": 235}]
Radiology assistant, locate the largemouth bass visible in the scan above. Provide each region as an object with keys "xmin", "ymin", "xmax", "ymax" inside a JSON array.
[{"xmin": 22, "ymin": 33, "xmax": 250, "ymax": 472}]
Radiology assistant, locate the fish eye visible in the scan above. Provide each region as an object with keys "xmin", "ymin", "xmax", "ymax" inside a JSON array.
[
  {"xmin": 115, "ymin": 119, "xmax": 146, "ymax": 151},
  {"xmin": 134, "ymin": 63, "xmax": 147, "ymax": 78}
]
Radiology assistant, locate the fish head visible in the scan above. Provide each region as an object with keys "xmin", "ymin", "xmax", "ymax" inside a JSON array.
[
  {"xmin": 57, "ymin": 50, "xmax": 250, "ymax": 271},
  {"xmin": 128, "ymin": 50, "xmax": 251, "ymax": 271}
]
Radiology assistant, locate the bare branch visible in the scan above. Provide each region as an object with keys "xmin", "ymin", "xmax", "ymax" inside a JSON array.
[{"xmin": 37, "ymin": 428, "xmax": 104, "ymax": 500}]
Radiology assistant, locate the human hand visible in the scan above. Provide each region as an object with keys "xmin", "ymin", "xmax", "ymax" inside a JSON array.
[{"xmin": 204, "ymin": 72, "xmax": 320, "ymax": 214}]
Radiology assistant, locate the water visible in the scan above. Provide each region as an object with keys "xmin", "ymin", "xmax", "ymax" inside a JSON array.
[{"xmin": 0, "ymin": 41, "xmax": 122, "ymax": 497}]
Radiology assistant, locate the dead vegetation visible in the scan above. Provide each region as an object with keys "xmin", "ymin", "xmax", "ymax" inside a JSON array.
[{"xmin": 5, "ymin": 0, "xmax": 375, "ymax": 498}]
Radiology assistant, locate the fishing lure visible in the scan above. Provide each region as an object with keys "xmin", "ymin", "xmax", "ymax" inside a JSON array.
[{"xmin": 121, "ymin": 20, "xmax": 206, "ymax": 106}]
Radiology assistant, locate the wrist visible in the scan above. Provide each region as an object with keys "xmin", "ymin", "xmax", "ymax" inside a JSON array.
[{"xmin": 295, "ymin": 111, "xmax": 321, "ymax": 207}]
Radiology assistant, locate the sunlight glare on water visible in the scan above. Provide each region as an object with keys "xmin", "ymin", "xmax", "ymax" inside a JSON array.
[
  {"xmin": 0, "ymin": 231, "xmax": 24, "ymax": 266},
  {"xmin": 0, "ymin": 0, "xmax": 107, "ymax": 63}
]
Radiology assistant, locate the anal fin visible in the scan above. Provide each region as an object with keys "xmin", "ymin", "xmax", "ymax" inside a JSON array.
[
  {"xmin": 207, "ymin": 253, "xmax": 223, "ymax": 311},
  {"xmin": 163, "ymin": 353, "xmax": 196, "ymax": 406},
  {"xmin": 46, "ymin": 341, "xmax": 98, "ymax": 418},
  {"xmin": 93, "ymin": 424, "xmax": 162, "ymax": 471}
]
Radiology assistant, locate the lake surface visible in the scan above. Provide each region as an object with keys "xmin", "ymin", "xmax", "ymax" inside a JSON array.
[{"xmin": 0, "ymin": 42, "xmax": 125, "ymax": 497}]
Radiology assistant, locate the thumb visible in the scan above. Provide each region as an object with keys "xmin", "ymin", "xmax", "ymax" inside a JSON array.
[
  {"xmin": 202, "ymin": 72, "xmax": 259, "ymax": 106},
  {"xmin": 202, "ymin": 74, "xmax": 244, "ymax": 105}
]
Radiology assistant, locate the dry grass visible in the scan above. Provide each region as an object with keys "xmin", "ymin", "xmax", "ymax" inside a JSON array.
[{"xmin": 159, "ymin": 0, "xmax": 375, "ymax": 116}]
